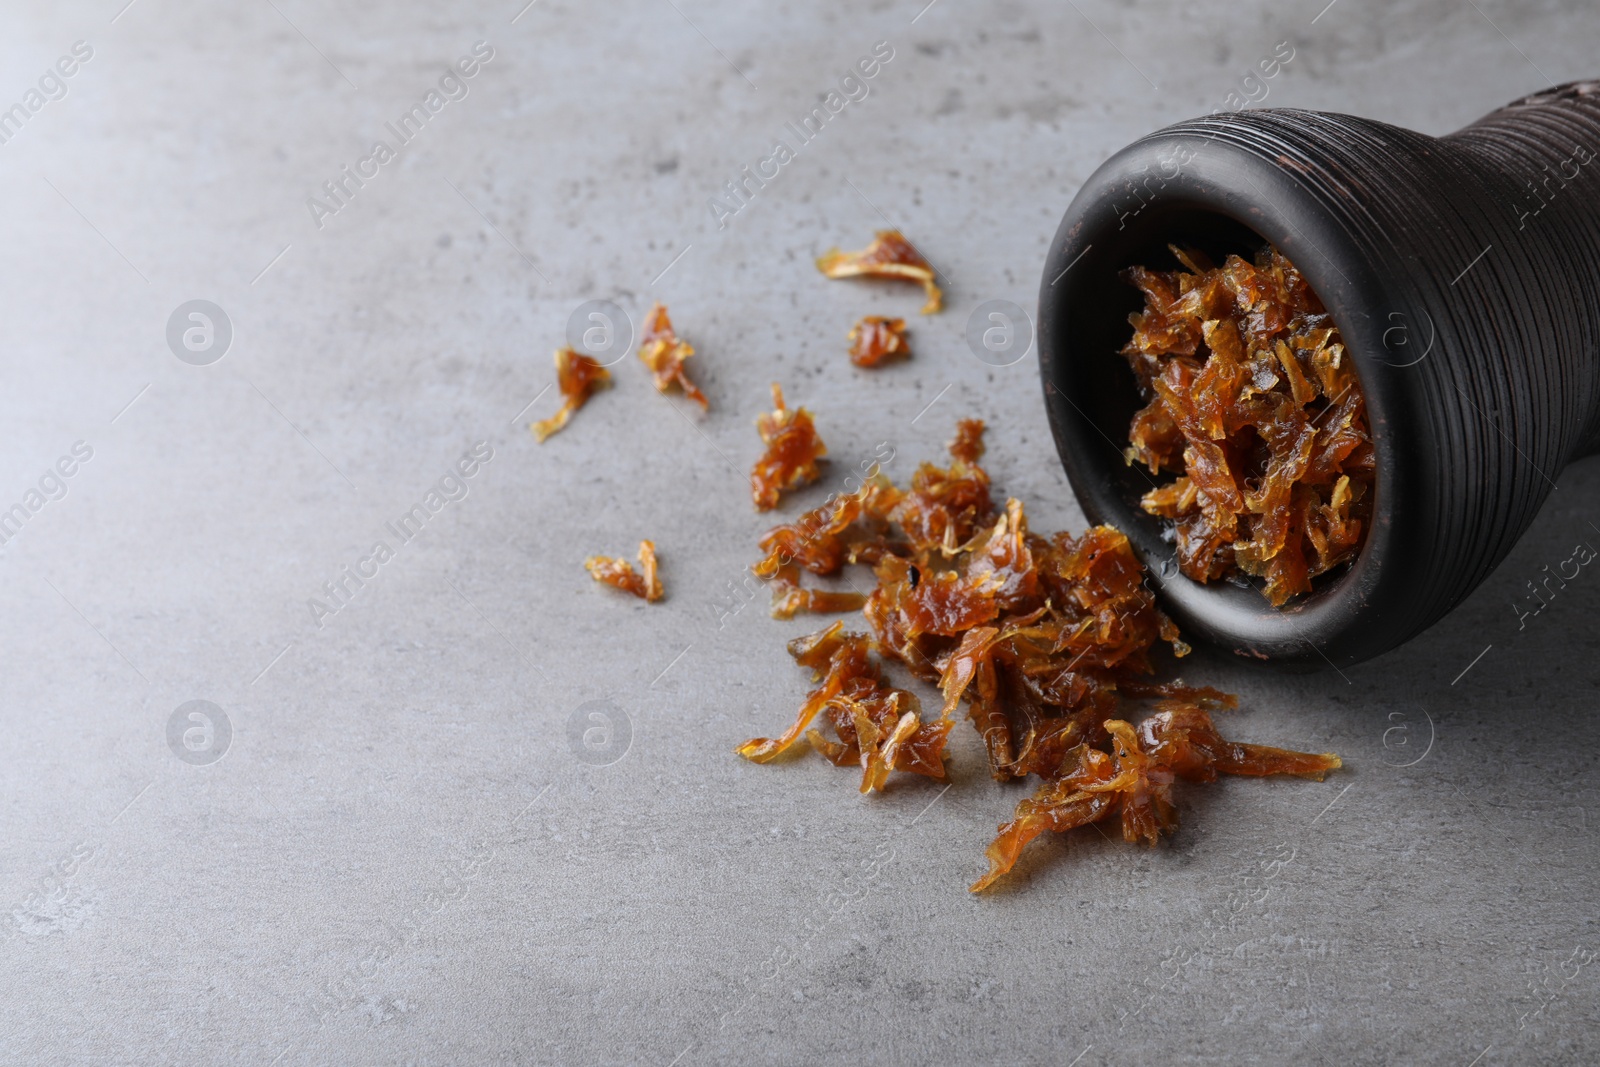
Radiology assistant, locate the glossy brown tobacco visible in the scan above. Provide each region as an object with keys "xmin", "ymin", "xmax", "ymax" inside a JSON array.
[
  {"xmin": 847, "ymin": 316, "xmax": 910, "ymax": 368},
  {"xmin": 767, "ymin": 562, "xmax": 868, "ymax": 620},
  {"xmin": 532, "ymin": 347, "xmax": 611, "ymax": 443},
  {"xmin": 1122, "ymin": 246, "xmax": 1373, "ymax": 605},
  {"xmin": 736, "ymin": 418, "xmax": 1343, "ymax": 890},
  {"xmin": 817, "ymin": 230, "xmax": 944, "ymax": 314},
  {"xmin": 750, "ymin": 384, "xmax": 827, "ymax": 511},
  {"xmin": 735, "ymin": 622, "xmax": 950, "ymax": 793},
  {"xmin": 969, "ymin": 701, "xmax": 1339, "ymax": 892},
  {"xmin": 638, "ymin": 302, "xmax": 708, "ymax": 410},
  {"xmin": 585, "ymin": 540, "xmax": 663, "ymax": 602}
]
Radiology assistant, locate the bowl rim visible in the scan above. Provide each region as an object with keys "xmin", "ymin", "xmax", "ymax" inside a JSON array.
[{"xmin": 1035, "ymin": 121, "xmax": 1427, "ymax": 668}]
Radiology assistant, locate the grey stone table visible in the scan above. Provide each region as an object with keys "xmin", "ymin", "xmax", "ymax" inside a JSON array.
[{"xmin": 1, "ymin": 0, "xmax": 1596, "ymax": 1063}]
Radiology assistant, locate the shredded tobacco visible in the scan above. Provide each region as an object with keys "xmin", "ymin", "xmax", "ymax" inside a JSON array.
[
  {"xmin": 532, "ymin": 347, "xmax": 611, "ymax": 443},
  {"xmin": 969, "ymin": 699, "xmax": 1338, "ymax": 891},
  {"xmin": 750, "ymin": 383, "xmax": 828, "ymax": 511},
  {"xmin": 735, "ymin": 622, "xmax": 950, "ymax": 794},
  {"xmin": 766, "ymin": 562, "xmax": 869, "ymax": 621},
  {"xmin": 585, "ymin": 540, "xmax": 663, "ymax": 602},
  {"xmin": 1122, "ymin": 245, "xmax": 1374, "ymax": 605},
  {"xmin": 817, "ymin": 230, "xmax": 944, "ymax": 314},
  {"xmin": 736, "ymin": 418, "xmax": 1341, "ymax": 891},
  {"xmin": 847, "ymin": 316, "xmax": 911, "ymax": 368},
  {"xmin": 638, "ymin": 302, "xmax": 708, "ymax": 410}
]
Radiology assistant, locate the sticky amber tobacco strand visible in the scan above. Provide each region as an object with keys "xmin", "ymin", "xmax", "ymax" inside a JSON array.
[
  {"xmin": 817, "ymin": 230, "xmax": 944, "ymax": 314},
  {"xmin": 750, "ymin": 383, "xmax": 827, "ymax": 511},
  {"xmin": 584, "ymin": 540, "xmax": 663, "ymax": 603},
  {"xmin": 847, "ymin": 316, "xmax": 911, "ymax": 368},
  {"xmin": 638, "ymin": 302, "xmax": 708, "ymax": 410},
  {"xmin": 532, "ymin": 347, "xmax": 611, "ymax": 443}
]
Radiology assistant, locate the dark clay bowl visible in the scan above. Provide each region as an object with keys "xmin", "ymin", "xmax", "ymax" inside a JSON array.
[{"xmin": 1038, "ymin": 81, "xmax": 1600, "ymax": 669}]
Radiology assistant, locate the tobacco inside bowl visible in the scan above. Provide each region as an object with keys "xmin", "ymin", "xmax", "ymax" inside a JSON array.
[{"xmin": 1118, "ymin": 244, "xmax": 1373, "ymax": 607}]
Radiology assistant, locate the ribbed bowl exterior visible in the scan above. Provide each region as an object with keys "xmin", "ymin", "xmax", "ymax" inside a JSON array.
[{"xmin": 1038, "ymin": 82, "xmax": 1600, "ymax": 668}]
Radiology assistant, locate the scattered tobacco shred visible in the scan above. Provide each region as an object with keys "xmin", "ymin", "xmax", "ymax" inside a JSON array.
[
  {"xmin": 750, "ymin": 383, "xmax": 828, "ymax": 511},
  {"xmin": 1122, "ymin": 245, "xmax": 1374, "ymax": 605},
  {"xmin": 847, "ymin": 316, "xmax": 911, "ymax": 368},
  {"xmin": 736, "ymin": 418, "xmax": 1341, "ymax": 891},
  {"xmin": 638, "ymin": 302, "xmax": 708, "ymax": 410},
  {"xmin": 585, "ymin": 540, "xmax": 663, "ymax": 602},
  {"xmin": 736, "ymin": 621, "xmax": 951, "ymax": 794},
  {"xmin": 532, "ymin": 347, "xmax": 611, "ymax": 443},
  {"xmin": 817, "ymin": 230, "xmax": 944, "ymax": 314},
  {"xmin": 767, "ymin": 562, "xmax": 868, "ymax": 620},
  {"xmin": 969, "ymin": 700, "xmax": 1338, "ymax": 891}
]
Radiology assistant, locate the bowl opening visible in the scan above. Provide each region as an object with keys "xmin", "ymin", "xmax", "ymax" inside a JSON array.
[{"xmin": 1045, "ymin": 199, "xmax": 1369, "ymax": 619}]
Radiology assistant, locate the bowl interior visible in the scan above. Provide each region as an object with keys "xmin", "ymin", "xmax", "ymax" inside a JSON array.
[{"xmin": 1045, "ymin": 199, "xmax": 1369, "ymax": 626}]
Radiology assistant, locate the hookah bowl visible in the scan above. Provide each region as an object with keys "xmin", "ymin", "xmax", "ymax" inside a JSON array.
[{"xmin": 1038, "ymin": 82, "xmax": 1600, "ymax": 668}]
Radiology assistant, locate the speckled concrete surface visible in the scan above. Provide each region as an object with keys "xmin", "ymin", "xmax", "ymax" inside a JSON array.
[{"xmin": 0, "ymin": 1, "xmax": 1596, "ymax": 1063}]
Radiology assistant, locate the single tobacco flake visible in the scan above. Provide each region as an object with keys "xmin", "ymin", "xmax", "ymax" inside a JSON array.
[
  {"xmin": 734, "ymin": 414, "xmax": 1343, "ymax": 892},
  {"xmin": 817, "ymin": 230, "xmax": 944, "ymax": 314},
  {"xmin": 750, "ymin": 383, "xmax": 827, "ymax": 511},
  {"xmin": 767, "ymin": 561, "xmax": 868, "ymax": 620},
  {"xmin": 1122, "ymin": 244, "xmax": 1373, "ymax": 605},
  {"xmin": 638, "ymin": 302, "xmax": 708, "ymax": 410},
  {"xmin": 532, "ymin": 347, "xmax": 611, "ymax": 443},
  {"xmin": 847, "ymin": 316, "xmax": 911, "ymax": 368},
  {"xmin": 585, "ymin": 540, "xmax": 663, "ymax": 602}
]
